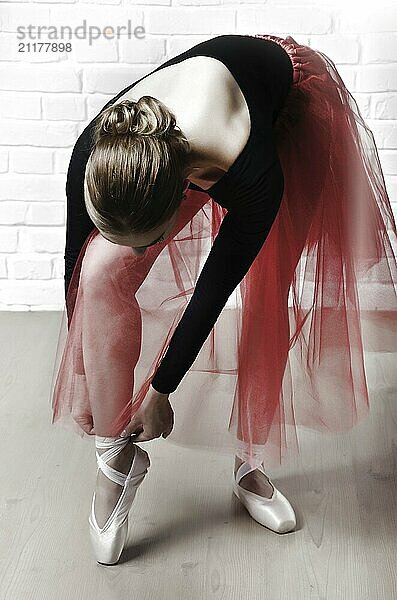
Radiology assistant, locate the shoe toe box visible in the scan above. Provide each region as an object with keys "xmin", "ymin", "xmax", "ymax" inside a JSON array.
[{"xmin": 234, "ymin": 483, "xmax": 297, "ymax": 533}]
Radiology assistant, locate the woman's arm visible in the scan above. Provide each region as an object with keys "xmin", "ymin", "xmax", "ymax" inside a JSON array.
[{"xmin": 151, "ymin": 156, "xmax": 285, "ymax": 394}]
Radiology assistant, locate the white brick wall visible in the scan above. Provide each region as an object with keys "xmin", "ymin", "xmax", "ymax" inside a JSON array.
[{"xmin": 0, "ymin": 1, "xmax": 396, "ymax": 310}]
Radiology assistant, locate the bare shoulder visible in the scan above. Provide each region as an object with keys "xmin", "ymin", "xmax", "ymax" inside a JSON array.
[{"xmin": 115, "ymin": 55, "xmax": 251, "ymax": 177}]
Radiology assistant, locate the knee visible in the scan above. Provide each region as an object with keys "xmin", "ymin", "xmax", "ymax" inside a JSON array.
[
  {"xmin": 80, "ymin": 233, "xmax": 126, "ymax": 295},
  {"xmin": 79, "ymin": 232, "xmax": 144, "ymax": 304}
]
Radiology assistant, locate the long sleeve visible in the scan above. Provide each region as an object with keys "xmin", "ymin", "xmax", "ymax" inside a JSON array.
[
  {"xmin": 150, "ymin": 157, "xmax": 285, "ymax": 394},
  {"xmin": 64, "ymin": 127, "xmax": 96, "ymax": 301}
]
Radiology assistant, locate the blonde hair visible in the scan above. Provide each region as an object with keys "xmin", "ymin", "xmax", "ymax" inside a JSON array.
[{"xmin": 84, "ymin": 96, "xmax": 191, "ymax": 237}]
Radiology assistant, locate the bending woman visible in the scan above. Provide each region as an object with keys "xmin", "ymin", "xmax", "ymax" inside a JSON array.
[{"xmin": 51, "ymin": 33, "xmax": 397, "ymax": 564}]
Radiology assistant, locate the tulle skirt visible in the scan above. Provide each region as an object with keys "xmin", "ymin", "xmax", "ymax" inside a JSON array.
[{"xmin": 50, "ymin": 34, "xmax": 397, "ymax": 470}]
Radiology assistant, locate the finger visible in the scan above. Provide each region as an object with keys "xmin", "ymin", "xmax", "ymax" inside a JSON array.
[
  {"xmin": 121, "ymin": 421, "xmax": 141, "ymax": 438},
  {"xmin": 162, "ymin": 417, "xmax": 174, "ymax": 439},
  {"xmin": 131, "ymin": 433, "xmax": 151, "ymax": 442},
  {"xmin": 133, "ymin": 428, "xmax": 163, "ymax": 442}
]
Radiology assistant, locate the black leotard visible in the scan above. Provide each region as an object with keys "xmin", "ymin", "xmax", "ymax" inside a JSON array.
[{"xmin": 64, "ymin": 34, "xmax": 293, "ymax": 394}]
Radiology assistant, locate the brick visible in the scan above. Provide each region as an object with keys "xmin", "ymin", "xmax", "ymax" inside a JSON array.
[
  {"xmin": 385, "ymin": 176, "xmax": 397, "ymax": 201},
  {"xmin": 52, "ymin": 256, "xmax": 64, "ymax": 279},
  {"xmin": 0, "ymin": 303, "xmax": 30, "ymax": 311},
  {"xmin": 237, "ymin": 6, "xmax": 332, "ymax": 35},
  {"xmin": 30, "ymin": 303, "xmax": 64, "ymax": 311},
  {"xmin": 25, "ymin": 203, "xmax": 65, "ymax": 225},
  {"xmin": 361, "ymin": 34, "xmax": 397, "ymax": 64},
  {"xmin": 378, "ymin": 150, "xmax": 397, "ymax": 176},
  {"xmin": 18, "ymin": 226, "xmax": 65, "ymax": 253},
  {"xmin": 168, "ymin": 35, "xmax": 217, "ymax": 57},
  {"xmin": 54, "ymin": 148, "xmax": 73, "ymax": 173},
  {"xmin": 48, "ymin": 5, "xmax": 144, "ymax": 31},
  {"xmin": 42, "ymin": 94, "xmax": 86, "ymax": 120},
  {"xmin": 338, "ymin": 7, "xmax": 397, "ymax": 34},
  {"xmin": 0, "ymin": 201, "xmax": 27, "ymax": 225},
  {"xmin": 147, "ymin": 8, "xmax": 234, "ymax": 34},
  {"xmin": 0, "ymin": 33, "xmax": 31, "ymax": 62},
  {"xmin": 0, "ymin": 175, "xmax": 66, "ymax": 201},
  {"xmin": 124, "ymin": 0, "xmax": 168, "ymax": 4},
  {"xmin": 0, "ymin": 64, "xmax": 81, "ymax": 92},
  {"xmin": 327, "ymin": 64, "xmax": 355, "ymax": 91},
  {"xmin": 0, "ymin": 150, "xmax": 9, "ymax": 173},
  {"xmin": 119, "ymin": 37, "xmax": 166, "ymax": 64},
  {"xmin": 179, "ymin": 0, "xmax": 222, "ymax": 5},
  {"xmin": 0, "ymin": 120, "xmax": 78, "ymax": 147},
  {"xmin": 367, "ymin": 120, "xmax": 397, "ymax": 149},
  {"xmin": 81, "ymin": 0, "xmax": 121, "ymax": 4},
  {"xmin": 11, "ymin": 148, "xmax": 53, "ymax": 174},
  {"xmin": 34, "ymin": 0, "xmax": 76, "ymax": 4},
  {"xmin": 309, "ymin": 34, "xmax": 359, "ymax": 64},
  {"xmin": 7, "ymin": 254, "xmax": 53, "ymax": 279},
  {"xmin": 0, "ymin": 92, "xmax": 41, "ymax": 120},
  {"xmin": 0, "ymin": 280, "xmax": 60, "ymax": 306},
  {"xmin": 0, "ymin": 5, "xmax": 51, "ymax": 33},
  {"xmin": 372, "ymin": 94, "xmax": 397, "ymax": 120},
  {"xmin": 390, "ymin": 202, "xmax": 397, "ymax": 222},
  {"xmin": 0, "ymin": 227, "xmax": 18, "ymax": 252},
  {"xmin": 353, "ymin": 93, "xmax": 371, "ymax": 119},
  {"xmin": 0, "ymin": 256, "xmax": 6, "ymax": 278},
  {"xmin": 76, "ymin": 122, "xmax": 89, "ymax": 137},
  {"xmin": 73, "ymin": 37, "xmax": 118, "ymax": 62},
  {"xmin": 86, "ymin": 94, "xmax": 114, "ymax": 120},
  {"xmin": 356, "ymin": 66, "xmax": 397, "ymax": 93},
  {"xmin": 82, "ymin": 65, "xmax": 150, "ymax": 93}
]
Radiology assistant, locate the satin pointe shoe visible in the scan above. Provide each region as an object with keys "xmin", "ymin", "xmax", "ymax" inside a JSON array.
[
  {"xmin": 233, "ymin": 461, "xmax": 296, "ymax": 534},
  {"xmin": 89, "ymin": 435, "xmax": 151, "ymax": 565}
]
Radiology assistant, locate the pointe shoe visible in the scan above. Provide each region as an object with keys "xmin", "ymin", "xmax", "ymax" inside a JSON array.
[
  {"xmin": 233, "ymin": 462, "xmax": 296, "ymax": 534},
  {"xmin": 89, "ymin": 435, "xmax": 150, "ymax": 565}
]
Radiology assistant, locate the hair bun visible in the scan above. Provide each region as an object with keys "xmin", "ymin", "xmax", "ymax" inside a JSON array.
[
  {"xmin": 98, "ymin": 99, "xmax": 137, "ymax": 136},
  {"xmin": 94, "ymin": 96, "xmax": 177, "ymax": 142}
]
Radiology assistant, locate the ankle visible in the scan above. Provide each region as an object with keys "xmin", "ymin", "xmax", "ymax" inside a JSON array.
[
  {"xmin": 96, "ymin": 438, "xmax": 136, "ymax": 473},
  {"xmin": 234, "ymin": 455, "xmax": 244, "ymax": 475}
]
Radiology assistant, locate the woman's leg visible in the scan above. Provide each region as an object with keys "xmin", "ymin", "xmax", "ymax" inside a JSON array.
[
  {"xmin": 234, "ymin": 188, "xmax": 319, "ymax": 496},
  {"xmin": 78, "ymin": 191, "xmax": 209, "ymax": 527},
  {"xmin": 79, "ymin": 190, "xmax": 209, "ymax": 436}
]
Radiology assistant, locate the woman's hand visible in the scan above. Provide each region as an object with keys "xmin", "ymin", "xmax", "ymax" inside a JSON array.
[{"xmin": 120, "ymin": 384, "xmax": 174, "ymax": 442}]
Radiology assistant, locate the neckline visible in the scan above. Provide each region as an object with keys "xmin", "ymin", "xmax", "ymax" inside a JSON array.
[
  {"xmin": 183, "ymin": 54, "xmax": 254, "ymax": 196},
  {"xmin": 190, "ymin": 125, "xmax": 253, "ymax": 196},
  {"xmin": 106, "ymin": 48, "xmax": 254, "ymax": 197}
]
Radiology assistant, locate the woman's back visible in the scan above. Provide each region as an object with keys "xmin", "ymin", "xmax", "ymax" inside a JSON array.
[
  {"xmin": 113, "ymin": 54, "xmax": 253, "ymax": 190},
  {"xmin": 98, "ymin": 34, "xmax": 293, "ymax": 191}
]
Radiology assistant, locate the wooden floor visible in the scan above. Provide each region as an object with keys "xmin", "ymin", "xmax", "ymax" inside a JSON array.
[{"xmin": 0, "ymin": 311, "xmax": 396, "ymax": 600}]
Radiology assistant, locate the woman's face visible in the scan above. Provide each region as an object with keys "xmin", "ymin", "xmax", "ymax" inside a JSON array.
[
  {"xmin": 101, "ymin": 209, "xmax": 180, "ymax": 256},
  {"xmin": 100, "ymin": 180, "xmax": 189, "ymax": 256}
]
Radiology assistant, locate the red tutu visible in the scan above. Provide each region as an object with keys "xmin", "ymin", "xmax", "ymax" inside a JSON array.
[{"xmin": 50, "ymin": 34, "xmax": 397, "ymax": 470}]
